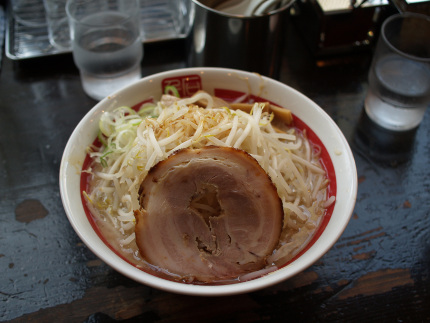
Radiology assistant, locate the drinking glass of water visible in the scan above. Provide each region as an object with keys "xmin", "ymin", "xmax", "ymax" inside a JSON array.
[
  {"xmin": 364, "ymin": 13, "xmax": 430, "ymax": 131},
  {"xmin": 66, "ymin": 0, "xmax": 143, "ymax": 101}
]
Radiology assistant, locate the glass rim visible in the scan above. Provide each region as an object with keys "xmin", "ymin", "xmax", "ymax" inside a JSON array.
[{"xmin": 381, "ymin": 12, "xmax": 430, "ymax": 63}]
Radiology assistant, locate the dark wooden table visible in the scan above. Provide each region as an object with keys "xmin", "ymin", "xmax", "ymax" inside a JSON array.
[{"xmin": 1, "ymin": 9, "xmax": 430, "ymax": 323}]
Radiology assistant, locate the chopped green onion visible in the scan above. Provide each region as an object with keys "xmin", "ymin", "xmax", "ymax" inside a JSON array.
[
  {"xmin": 97, "ymin": 130, "xmax": 108, "ymax": 147},
  {"xmin": 114, "ymin": 106, "xmax": 135, "ymax": 115},
  {"xmin": 164, "ymin": 85, "xmax": 180, "ymax": 98},
  {"xmin": 138, "ymin": 105, "xmax": 157, "ymax": 117},
  {"xmin": 100, "ymin": 150, "xmax": 113, "ymax": 168}
]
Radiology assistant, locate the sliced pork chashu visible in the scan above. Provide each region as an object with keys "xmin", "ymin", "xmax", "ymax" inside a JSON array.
[{"xmin": 134, "ymin": 146, "xmax": 283, "ymax": 282}]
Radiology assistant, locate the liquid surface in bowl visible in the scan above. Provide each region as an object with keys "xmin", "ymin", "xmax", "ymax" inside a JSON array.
[{"xmin": 80, "ymin": 89, "xmax": 336, "ymax": 284}]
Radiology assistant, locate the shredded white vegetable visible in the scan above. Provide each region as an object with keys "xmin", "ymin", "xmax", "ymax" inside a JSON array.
[{"xmin": 84, "ymin": 93, "xmax": 334, "ymax": 264}]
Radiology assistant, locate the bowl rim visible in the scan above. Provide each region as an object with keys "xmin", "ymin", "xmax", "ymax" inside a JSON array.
[{"xmin": 59, "ymin": 67, "xmax": 358, "ymax": 296}]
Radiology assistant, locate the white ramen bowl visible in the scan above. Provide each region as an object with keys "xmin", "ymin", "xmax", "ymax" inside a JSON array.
[{"xmin": 59, "ymin": 67, "xmax": 357, "ymax": 296}]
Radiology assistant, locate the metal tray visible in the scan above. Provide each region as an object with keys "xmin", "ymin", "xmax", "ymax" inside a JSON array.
[{"xmin": 6, "ymin": 0, "xmax": 191, "ymax": 60}]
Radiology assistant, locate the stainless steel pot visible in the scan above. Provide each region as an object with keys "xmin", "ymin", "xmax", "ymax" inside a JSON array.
[{"xmin": 187, "ymin": 0, "xmax": 295, "ymax": 78}]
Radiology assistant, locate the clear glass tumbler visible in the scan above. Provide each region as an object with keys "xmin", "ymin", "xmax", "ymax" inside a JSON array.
[
  {"xmin": 66, "ymin": 0, "xmax": 143, "ymax": 101},
  {"xmin": 364, "ymin": 13, "xmax": 430, "ymax": 131}
]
